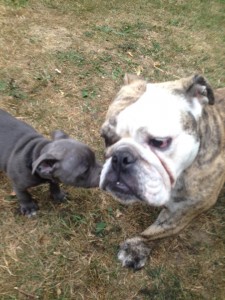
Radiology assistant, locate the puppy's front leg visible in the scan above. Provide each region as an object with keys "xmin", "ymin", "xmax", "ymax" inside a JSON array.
[
  {"xmin": 49, "ymin": 182, "xmax": 67, "ymax": 203},
  {"xmin": 118, "ymin": 198, "xmax": 210, "ymax": 270},
  {"xmin": 13, "ymin": 186, "xmax": 39, "ymax": 217}
]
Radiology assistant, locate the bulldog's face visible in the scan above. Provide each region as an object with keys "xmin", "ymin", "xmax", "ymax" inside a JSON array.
[{"xmin": 100, "ymin": 74, "xmax": 214, "ymax": 206}]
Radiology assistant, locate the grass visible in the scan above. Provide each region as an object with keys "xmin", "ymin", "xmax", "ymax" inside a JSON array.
[{"xmin": 0, "ymin": 0, "xmax": 225, "ymax": 299}]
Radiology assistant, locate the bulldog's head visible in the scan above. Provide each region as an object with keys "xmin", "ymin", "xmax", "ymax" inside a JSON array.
[{"xmin": 100, "ymin": 74, "xmax": 214, "ymax": 206}]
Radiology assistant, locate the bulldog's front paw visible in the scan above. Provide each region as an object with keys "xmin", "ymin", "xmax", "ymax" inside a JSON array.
[
  {"xmin": 20, "ymin": 202, "xmax": 39, "ymax": 217},
  {"xmin": 118, "ymin": 237, "xmax": 150, "ymax": 270}
]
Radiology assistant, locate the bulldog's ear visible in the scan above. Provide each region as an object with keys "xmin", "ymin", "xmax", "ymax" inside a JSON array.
[
  {"xmin": 123, "ymin": 73, "xmax": 141, "ymax": 85},
  {"xmin": 101, "ymin": 119, "xmax": 120, "ymax": 147},
  {"xmin": 51, "ymin": 130, "xmax": 69, "ymax": 140},
  {"xmin": 32, "ymin": 153, "xmax": 59, "ymax": 178},
  {"xmin": 186, "ymin": 75, "xmax": 215, "ymax": 105}
]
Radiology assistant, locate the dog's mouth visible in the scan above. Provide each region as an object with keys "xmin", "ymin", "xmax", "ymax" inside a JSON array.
[
  {"xmin": 101, "ymin": 173, "xmax": 141, "ymax": 202},
  {"xmin": 111, "ymin": 180, "xmax": 130, "ymax": 193}
]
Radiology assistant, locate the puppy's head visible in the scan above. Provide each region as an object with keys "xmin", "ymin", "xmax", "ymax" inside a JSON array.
[
  {"xmin": 32, "ymin": 130, "xmax": 102, "ymax": 188},
  {"xmin": 100, "ymin": 74, "xmax": 214, "ymax": 206}
]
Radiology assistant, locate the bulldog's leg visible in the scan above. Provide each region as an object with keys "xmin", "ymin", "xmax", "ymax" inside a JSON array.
[
  {"xmin": 118, "ymin": 197, "xmax": 214, "ymax": 270},
  {"xmin": 49, "ymin": 182, "xmax": 67, "ymax": 203}
]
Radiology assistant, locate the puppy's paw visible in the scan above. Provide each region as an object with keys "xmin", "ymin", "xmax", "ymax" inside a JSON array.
[
  {"xmin": 20, "ymin": 202, "xmax": 39, "ymax": 217},
  {"xmin": 118, "ymin": 237, "xmax": 150, "ymax": 270},
  {"xmin": 52, "ymin": 190, "xmax": 67, "ymax": 203}
]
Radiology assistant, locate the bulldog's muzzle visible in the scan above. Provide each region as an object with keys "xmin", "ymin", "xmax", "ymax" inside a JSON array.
[
  {"xmin": 112, "ymin": 147, "xmax": 137, "ymax": 174},
  {"xmin": 109, "ymin": 147, "xmax": 139, "ymax": 196},
  {"xmin": 101, "ymin": 145, "xmax": 141, "ymax": 201}
]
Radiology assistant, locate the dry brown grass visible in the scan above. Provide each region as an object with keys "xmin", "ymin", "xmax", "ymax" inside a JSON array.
[{"xmin": 0, "ymin": 0, "xmax": 225, "ymax": 299}]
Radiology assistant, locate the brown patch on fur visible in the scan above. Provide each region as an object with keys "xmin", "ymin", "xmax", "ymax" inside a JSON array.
[
  {"xmin": 214, "ymin": 88, "xmax": 225, "ymax": 128},
  {"xmin": 197, "ymin": 108, "xmax": 223, "ymax": 165},
  {"xmin": 101, "ymin": 74, "xmax": 147, "ymax": 148},
  {"xmin": 105, "ymin": 76, "xmax": 147, "ymax": 120},
  {"xmin": 215, "ymin": 88, "xmax": 225, "ymax": 104},
  {"xmin": 181, "ymin": 111, "xmax": 199, "ymax": 139},
  {"xmin": 101, "ymin": 117, "xmax": 120, "ymax": 147},
  {"xmin": 154, "ymin": 74, "xmax": 215, "ymax": 105}
]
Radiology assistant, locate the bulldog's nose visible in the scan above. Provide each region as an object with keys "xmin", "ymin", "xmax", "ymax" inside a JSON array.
[{"xmin": 112, "ymin": 148, "xmax": 137, "ymax": 172}]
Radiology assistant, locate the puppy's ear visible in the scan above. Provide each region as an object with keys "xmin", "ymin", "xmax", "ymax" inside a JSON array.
[
  {"xmin": 51, "ymin": 130, "xmax": 69, "ymax": 140},
  {"xmin": 185, "ymin": 75, "xmax": 215, "ymax": 105},
  {"xmin": 32, "ymin": 153, "xmax": 59, "ymax": 179},
  {"xmin": 123, "ymin": 73, "xmax": 141, "ymax": 85}
]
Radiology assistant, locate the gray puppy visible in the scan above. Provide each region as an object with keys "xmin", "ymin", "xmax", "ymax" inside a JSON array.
[{"xmin": 0, "ymin": 109, "xmax": 102, "ymax": 216}]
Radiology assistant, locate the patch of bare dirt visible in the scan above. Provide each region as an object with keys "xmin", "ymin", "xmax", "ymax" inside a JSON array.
[{"xmin": 29, "ymin": 25, "xmax": 73, "ymax": 51}]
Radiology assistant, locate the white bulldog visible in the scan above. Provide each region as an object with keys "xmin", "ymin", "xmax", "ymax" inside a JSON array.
[{"xmin": 100, "ymin": 73, "xmax": 225, "ymax": 270}]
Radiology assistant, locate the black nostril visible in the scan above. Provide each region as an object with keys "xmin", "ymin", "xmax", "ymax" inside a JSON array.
[
  {"xmin": 112, "ymin": 149, "xmax": 136, "ymax": 172},
  {"xmin": 122, "ymin": 152, "xmax": 135, "ymax": 165}
]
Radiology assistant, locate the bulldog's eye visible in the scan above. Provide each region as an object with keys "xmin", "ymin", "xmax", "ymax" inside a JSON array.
[
  {"xmin": 149, "ymin": 137, "xmax": 172, "ymax": 149},
  {"xmin": 102, "ymin": 135, "xmax": 119, "ymax": 148},
  {"xmin": 104, "ymin": 136, "xmax": 113, "ymax": 147}
]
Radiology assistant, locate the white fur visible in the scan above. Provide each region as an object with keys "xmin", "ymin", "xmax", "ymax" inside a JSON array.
[
  {"xmin": 99, "ymin": 157, "xmax": 112, "ymax": 188},
  {"xmin": 116, "ymin": 84, "xmax": 201, "ymax": 138}
]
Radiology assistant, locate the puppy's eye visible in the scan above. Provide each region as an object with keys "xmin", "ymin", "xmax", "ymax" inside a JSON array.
[
  {"xmin": 82, "ymin": 165, "xmax": 90, "ymax": 176},
  {"xmin": 77, "ymin": 166, "xmax": 90, "ymax": 181},
  {"xmin": 148, "ymin": 137, "xmax": 172, "ymax": 149}
]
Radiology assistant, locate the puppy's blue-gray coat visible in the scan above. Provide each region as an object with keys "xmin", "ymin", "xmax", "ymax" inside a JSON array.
[{"xmin": 0, "ymin": 109, "xmax": 101, "ymax": 216}]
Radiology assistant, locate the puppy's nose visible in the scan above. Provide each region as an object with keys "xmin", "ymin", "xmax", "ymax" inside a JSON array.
[{"xmin": 112, "ymin": 148, "xmax": 137, "ymax": 172}]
